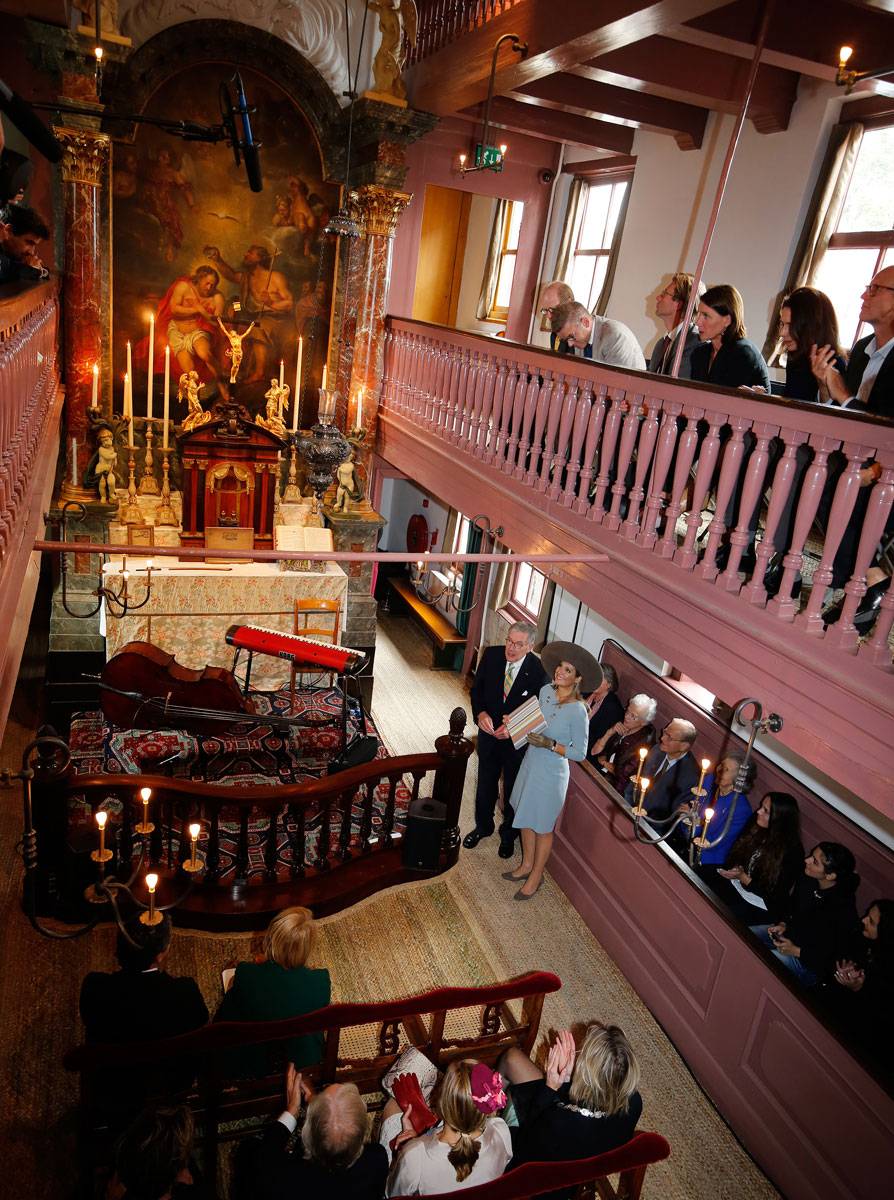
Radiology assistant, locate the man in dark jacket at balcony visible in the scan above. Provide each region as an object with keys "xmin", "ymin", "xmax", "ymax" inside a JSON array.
[
  {"xmin": 647, "ymin": 273, "xmax": 704, "ymax": 378},
  {"xmin": 0, "ymin": 202, "xmax": 49, "ymax": 284},
  {"xmin": 551, "ymin": 300, "xmax": 644, "ymax": 370},
  {"xmin": 625, "ymin": 718, "xmax": 700, "ymax": 819},
  {"xmin": 464, "ymin": 621, "xmax": 548, "ymax": 858}
]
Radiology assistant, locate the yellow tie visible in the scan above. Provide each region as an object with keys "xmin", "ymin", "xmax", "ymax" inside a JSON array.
[{"xmin": 503, "ymin": 662, "xmax": 516, "ymax": 699}]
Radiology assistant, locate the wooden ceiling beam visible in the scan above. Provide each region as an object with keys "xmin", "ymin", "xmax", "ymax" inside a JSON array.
[
  {"xmin": 571, "ymin": 34, "xmax": 799, "ymax": 132},
  {"xmin": 458, "ymin": 97, "xmax": 636, "ymax": 154},
  {"xmin": 405, "ymin": 0, "xmax": 734, "ymax": 116},
  {"xmin": 512, "ymin": 73, "xmax": 708, "ymax": 149}
]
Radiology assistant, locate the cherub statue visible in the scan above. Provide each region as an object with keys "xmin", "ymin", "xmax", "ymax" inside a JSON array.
[
  {"xmin": 333, "ymin": 451, "xmax": 365, "ymax": 512},
  {"xmin": 256, "ymin": 377, "xmax": 288, "ymax": 439},
  {"xmin": 216, "ymin": 316, "xmax": 256, "ymax": 384},
  {"xmin": 368, "ymin": 0, "xmax": 417, "ymax": 101},
  {"xmin": 178, "ymin": 370, "xmax": 211, "ymax": 432},
  {"xmin": 84, "ymin": 425, "xmax": 118, "ymax": 504}
]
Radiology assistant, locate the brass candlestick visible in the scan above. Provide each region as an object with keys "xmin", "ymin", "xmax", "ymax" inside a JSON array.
[
  {"xmin": 282, "ymin": 439, "xmax": 302, "ymax": 501},
  {"xmin": 139, "ymin": 872, "xmax": 164, "ymax": 926},
  {"xmin": 138, "ymin": 419, "xmax": 160, "ymax": 495},
  {"xmin": 182, "ymin": 822, "xmax": 204, "ymax": 874},
  {"xmin": 155, "ymin": 448, "xmax": 178, "ymax": 526},
  {"xmin": 134, "ymin": 787, "xmax": 155, "ymax": 835},
  {"xmin": 121, "ymin": 448, "xmax": 146, "ymax": 525}
]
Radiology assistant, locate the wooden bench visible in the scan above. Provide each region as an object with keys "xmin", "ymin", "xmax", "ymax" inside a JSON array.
[
  {"xmin": 65, "ymin": 971, "xmax": 561, "ymax": 1192},
  {"xmin": 388, "ymin": 576, "xmax": 467, "ymax": 669}
]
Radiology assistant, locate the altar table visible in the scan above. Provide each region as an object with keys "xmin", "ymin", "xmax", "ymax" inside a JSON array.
[{"xmin": 103, "ymin": 559, "xmax": 348, "ymax": 688}]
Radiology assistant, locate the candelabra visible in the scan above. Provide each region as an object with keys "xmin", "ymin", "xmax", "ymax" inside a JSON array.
[
  {"xmin": 121, "ymin": 446, "xmax": 146, "ymax": 525},
  {"xmin": 7, "ymin": 736, "xmax": 201, "ymax": 943},
  {"xmin": 138, "ymin": 419, "xmax": 160, "ymax": 495},
  {"xmin": 155, "ymin": 447, "xmax": 178, "ymax": 526},
  {"xmin": 282, "ymin": 434, "xmax": 303, "ymax": 502},
  {"xmin": 297, "ymin": 387, "xmax": 351, "ymax": 513},
  {"xmin": 408, "ymin": 515, "xmax": 503, "ymax": 614},
  {"xmin": 56, "ymin": 501, "xmax": 154, "ymax": 619}
]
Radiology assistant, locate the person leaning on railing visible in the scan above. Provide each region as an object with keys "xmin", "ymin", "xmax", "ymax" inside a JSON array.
[
  {"xmin": 499, "ymin": 1022, "xmax": 642, "ymax": 1200},
  {"xmin": 0, "ymin": 201, "xmax": 49, "ymax": 284},
  {"xmin": 709, "ymin": 790, "xmax": 804, "ymax": 926},
  {"xmin": 215, "ymin": 906, "xmax": 331, "ymax": 1078}
]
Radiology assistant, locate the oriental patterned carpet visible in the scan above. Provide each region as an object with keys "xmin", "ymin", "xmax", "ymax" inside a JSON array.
[{"xmin": 0, "ymin": 616, "xmax": 779, "ymax": 1200}]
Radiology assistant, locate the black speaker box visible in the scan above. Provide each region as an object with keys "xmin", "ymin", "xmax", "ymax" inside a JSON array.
[{"xmin": 401, "ymin": 797, "xmax": 446, "ymax": 870}]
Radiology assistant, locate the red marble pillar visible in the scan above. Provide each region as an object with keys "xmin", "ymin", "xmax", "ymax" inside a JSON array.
[
  {"xmin": 346, "ymin": 186, "xmax": 412, "ymax": 440},
  {"xmin": 54, "ymin": 126, "xmax": 110, "ymax": 498}
]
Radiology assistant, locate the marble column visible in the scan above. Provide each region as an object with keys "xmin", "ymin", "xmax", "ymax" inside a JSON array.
[
  {"xmin": 54, "ymin": 126, "xmax": 110, "ymax": 494},
  {"xmin": 345, "ymin": 185, "xmax": 412, "ymax": 443}
]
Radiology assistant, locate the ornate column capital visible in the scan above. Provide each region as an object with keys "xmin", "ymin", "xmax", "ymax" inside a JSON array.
[
  {"xmin": 350, "ymin": 185, "xmax": 413, "ymax": 239},
  {"xmin": 53, "ymin": 127, "xmax": 111, "ymax": 188}
]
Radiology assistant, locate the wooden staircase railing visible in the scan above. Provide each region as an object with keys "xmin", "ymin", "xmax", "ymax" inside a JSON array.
[{"xmin": 28, "ymin": 708, "xmax": 473, "ymax": 930}]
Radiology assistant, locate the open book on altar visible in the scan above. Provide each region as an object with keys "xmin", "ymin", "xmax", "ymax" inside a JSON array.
[{"xmin": 504, "ymin": 695, "xmax": 548, "ymax": 749}]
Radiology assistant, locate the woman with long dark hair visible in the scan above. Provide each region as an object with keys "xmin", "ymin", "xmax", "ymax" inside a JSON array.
[
  {"xmin": 690, "ymin": 284, "xmax": 771, "ymax": 390},
  {"xmin": 712, "ymin": 791, "xmax": 803, "ymax": 923},
  {"xmin": 778, "ymin": 287, "xmax": 845, "ymax": 402},
  {"xmin": 830, "ymin": 899, "xmax": 894, "ymax": 1069}
]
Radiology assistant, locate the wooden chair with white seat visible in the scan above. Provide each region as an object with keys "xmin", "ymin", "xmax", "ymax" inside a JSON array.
[{"xmin": 289, "ymin": 597, "xmax": 342, "ymax": 709}]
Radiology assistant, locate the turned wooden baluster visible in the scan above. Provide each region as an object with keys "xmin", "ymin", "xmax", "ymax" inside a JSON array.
[
  {"xmin": 719, "ymin": 421, "xmax": 779, "ymax": 591},
  {"xmin": 381, "ymin": 773, "xmax": 397, "ymax": 843},
  {"xmin": 417, "ymin": 340, "xmax": 435, "ymax": 427},
  {"xmin": 484, "ymin": 359, "xmax": 508, "ymax": 464},
  {"xmin": 497, "ymin": 364, "xmax": 521, "ymax": 471},
  {"xmin": 700, "ymin": 418, "xmax": 749, "ymax": 582},
  {"xmin": 513, "ymin": 373, "xmax": 541, "ymax": 480},
  {"xmin": 547, "ymin": 377, "xmax": 577, "ymax": 500},
  {"xmin": 264, "ymin": 811, "xmax": 279, "ymax": 880},
  {"xmin": 605, "ymin": 395, "xmax": 643, "ymax": 532},
  {"xmin": 640, "ymin": 401, "xmax": 683, "ymax": 549},
  {"xmin": 400, "ymin": 332, "xmax": 419, "ymax": 417},
  {"xmin": 433, "ymin": 347, "xmax": 452, "ymax": 432},
  {"xmin": 767, "ymin": 436, "xmax": 838, "ymax": 622},
  {"xmin": 450, "ymin": 350, "xmax": 472, "ymax": 446},
  {"xmin": 539, "ymin": 375, "xmax": 568, "ymax": 494},
  {"xmin": 471, "ymin": 353, "xmax": 495, "ymax": 456},
  {"xmin": 862, "ymin": 466, "xmax": 894, "ymax": 668},
  {"xmin": 622, "ymin": 398, "xmax": 662, "ymax": 540},
  {"xmin": 588, "ymin": 389, "xmax": 627, "ymax": 521},
  {"xmin": 526, "ymin": 370, "xmax": 554, "ymax": 485},
  {"xmin": 338, "ymin": 788, "xmax": 353, "ymax": 860},
  {"xmin": 316, "ymin": 797, "xmax": 333, "ymax": 870},
  {"xmin": 744, "ymin": 426, "xmax": 807, "ymax": 605},
  {"xmin": 834, "ymin": 461, "xmax": 894, "ymax": 654},
  {"xmin": 801, "ymin": 441, "xmax": 875, "ymax": 635},
  {"xmin": 392, "ymin": 329, "xmax": 410, "ymax": 413},
  {"xmin": 234, "ymin": 808, "xmax": 250, "ymax": 883},
  {"xmin": 674, "ymin": 412, "xmax": 723, "ymax": 570},
  {"xmin": 572, "ymin": 384, "xmax": 606, "ymax": 514},
  {"xmin": 443, "ymin": 348, "xmax": 463, "ymax": 443},
  {"xmin": 287, "ymin": 804, "xmax": 305, "ymax": 877}
]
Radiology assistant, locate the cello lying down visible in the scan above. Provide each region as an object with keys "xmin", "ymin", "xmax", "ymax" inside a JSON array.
[{"xmin": 98, "ymin": 642, "xmax": 304, "ymax": 737}]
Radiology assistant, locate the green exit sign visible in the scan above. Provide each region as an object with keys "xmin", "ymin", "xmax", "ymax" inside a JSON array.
[{"xmin": 475, "ymin": 143, "xmax": 504, "ymax": 170}]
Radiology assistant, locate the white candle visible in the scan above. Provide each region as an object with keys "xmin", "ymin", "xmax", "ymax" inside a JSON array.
[
  {"xmin": 126, "ymin": 339, "xmax": 132, "ymax": 396},
  {"xmin": 279, "ymin": 358, "xmax": 284, "ymax": 388},
  {"xmin": 71, "ymin": 437, "xmax": 78, "ymax": 485},
  {"xmin": 124, "ymin": 372, "xmax": 134, "ymax": 446},
  {"xmin": 321, "ymin": 363, "xmax": 327, "ymax": 392},
  {"xmin": 146, "ymin": 313, "xmax": 155, "ymax": 421},
  {"xmin": 292, "ymin": 337, "xmax": 302, "ymax": 433},
  {"xmin": 162, "ymin": 345, "xmax": 170, "ymax": 450},
  {"xmin": 91, "ymin": 362, "xmax": 99, "ymax": 408}
]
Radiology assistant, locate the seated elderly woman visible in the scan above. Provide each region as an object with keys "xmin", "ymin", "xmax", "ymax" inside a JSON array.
[
  {"xmin": 584, "ymin": 664, "xmax": 624, "ymax": 747},
  {"xmin": 588, "ymin": 693, "xmax": 657, "ymax": 789},
  {"xmin": 500, "ymin": 1022, "xmax": 642, "ymax": 1196},
  {"xmin": 383, "ymin": 1058, "xmax": 512, "ymax": 1196},
  {"xmin": 215, "ymin": 906, "xmax": 330, "ymax": 1077}
]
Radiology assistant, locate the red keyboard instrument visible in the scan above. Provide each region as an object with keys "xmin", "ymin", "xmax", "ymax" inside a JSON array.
[{"xmin": 225, "ymin": 624, "xmax": 366, "ymax": 674}]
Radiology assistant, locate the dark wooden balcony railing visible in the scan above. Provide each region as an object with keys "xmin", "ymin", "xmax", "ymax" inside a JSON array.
[
  {"xmin": 409, "ymin": 1, "xmax": 521, "ymax": 65},
  {"xmin": 32, "ymin": 709, "xmax": 473, "ymax": 930}
]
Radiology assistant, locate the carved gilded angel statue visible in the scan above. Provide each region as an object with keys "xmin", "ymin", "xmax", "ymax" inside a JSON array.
[
  {"xmin": 256, "ymin": 377, "xmax": 288, "ymax": 439},
  {"xmin": 178, "ymin": 369, "xmax": 211, "ymax": 432},
  {"xmin": 368, "ymin": 0, "xmax": 417, "ymax": 101},
  {"xmin": 216, "ymin": 316, "xmax": 256, "ymax": 384}
]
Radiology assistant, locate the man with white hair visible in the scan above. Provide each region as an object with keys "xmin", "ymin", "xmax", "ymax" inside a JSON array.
[
  {"xmin": 625, "ymin": 717, "xmax": 699, "ymax": 819},
  {"xmin": 253, "ymin": 1064, "xmax": 388, "ymax": 1198}
]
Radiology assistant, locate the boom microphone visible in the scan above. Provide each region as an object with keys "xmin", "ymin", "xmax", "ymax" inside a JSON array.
[
  {"xmin": 0, "ymin": 79, "xmax": 63, "ymax": 164},
  {"xmin": 231, "ymin": 72, "xmax": 263, "ymax": 193}
]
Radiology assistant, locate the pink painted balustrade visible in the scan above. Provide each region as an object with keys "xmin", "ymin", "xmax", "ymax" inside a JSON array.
[
  {"xmin": 0, "ymin": 281, "xmax": 63, "ymax": 734},
  {"xmin": 377, "ymin": 318, "xmax": 894, "ymax": 813}
]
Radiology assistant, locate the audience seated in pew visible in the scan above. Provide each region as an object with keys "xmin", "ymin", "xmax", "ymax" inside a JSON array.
[
  {"xmin": 382, "ymin": 1058, "xmax": 512, "ymax": 1196},
  {"xmin": 240, "ymin": 1064, "xmax": 388, "ymax": 1200},
  {"xmin": 682, "ymin": 753, "xmax": 756, "ymax": 869},
  {"xmin": 588, "ymin": 693, "xmax": 656, "ymax": 787},
  {"xmin": 108, "ymin": 1103, "xmax": 200, "ymax": 1200},
  {"xmin": 216, "ymin": 906, "xmax": 331, "ymax": 1078},
  {"xmin": 829, "ymin": 899, "xmax": 894, "ymax": 1070},
  {"xmin": 709, "ymin": 791, "xmax": 804, "ymax": 925},
  {"xmin": 584, "ymin": 664, "xmax": 624, "ymax": 748},
  {"xmin": 754, "ymin": 842, "xmax": 860, "ymax": 987},
  {"xmin": 625, "ymin": 719, "xmax": 699, "ymax": 819},
  {"xmin": 500, "ymin": 1023, "xmax": 642, "ymax": 1200},
  {"xmin": 78, "ymin": 913, "xmax": 208, "ymax": 1117}
]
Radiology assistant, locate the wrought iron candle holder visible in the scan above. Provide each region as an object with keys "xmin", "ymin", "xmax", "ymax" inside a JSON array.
[{"xmin": 297, "ymin": 406, "xmax": 351, "ymax": 513}]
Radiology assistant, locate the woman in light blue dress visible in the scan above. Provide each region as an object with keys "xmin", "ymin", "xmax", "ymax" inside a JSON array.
[{"xmin": 506, "ymin": 641, "xmax": 601, "ymax": 900}]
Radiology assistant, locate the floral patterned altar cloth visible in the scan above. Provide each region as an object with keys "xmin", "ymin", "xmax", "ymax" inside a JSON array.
[{"xmin": 67, "ymin": 686, "xmax": 412, "ymax": 882}]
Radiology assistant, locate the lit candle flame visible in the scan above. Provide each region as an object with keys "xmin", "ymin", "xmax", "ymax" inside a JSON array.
[
  {"xmin": 140, "ymin": 787, "xmax": 152, "ymax": 803},
  {"xmin": 146, "ymin": 872, "xmax": 158, "ymax": 893},
  {"xmin": 95, "ymin": 810, "xmax": 108, "ymax": 829}
]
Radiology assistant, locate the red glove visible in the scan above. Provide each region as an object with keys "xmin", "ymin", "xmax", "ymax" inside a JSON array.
[{"xmin": 391, "ymin": 1073, "xmax": 437, "ymax": 1137}]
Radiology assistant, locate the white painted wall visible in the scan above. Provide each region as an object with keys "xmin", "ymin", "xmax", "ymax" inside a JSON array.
[
  {"xmin": 376, "ymin": 477, "xmax": 450, "ymax": 555},
  {"xmin": 454, "ymin": 194, "xmax": 504, "ymax": 337}
]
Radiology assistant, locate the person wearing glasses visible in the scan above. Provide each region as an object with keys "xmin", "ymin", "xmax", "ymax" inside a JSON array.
[
  {"xmin": 550, "ymin": 300, "xmax": 644, "ymax": 370},
  {"xmin": 810, "ymin": 266, "xmax": 894, "ymax": 631},
  {"xmin": 537, "ymin": 280, "xmax": 574, "ymax": 352},
  {"xmin": 647, "ymin": 273, "xmax": 705, "ymax": 378},
  {"xmin": 464, "ymin": 621, "xmax": 549, "ymax": 859}
]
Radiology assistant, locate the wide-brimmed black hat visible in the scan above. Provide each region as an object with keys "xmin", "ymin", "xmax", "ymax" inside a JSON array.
[{"xmin": 540, "ymin": 641, "xmax": 602, "ymax": 693}]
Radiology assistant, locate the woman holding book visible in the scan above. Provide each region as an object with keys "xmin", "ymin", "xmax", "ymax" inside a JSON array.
[{"xmin": 504, "ymin": 642, "xmax": 598, "ymax": 900}]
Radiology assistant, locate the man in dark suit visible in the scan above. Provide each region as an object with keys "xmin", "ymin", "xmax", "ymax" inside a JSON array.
[
  {"xmin": 624, "ymin": 718, "xmax": 700, "ymax": 819},
  {"xmin": 249, "ymin": 1065, "xmax": 387, "ymax": 1200},
  {"xmin": 464, "ymin": 620, "xmax": 548, "ymax": 858},
  {"xmin": 810, "ymin": 266, "xmax": 894, "ymax": 627},
  {"xmin": 647, "ymin": 273, "xmax": 704, "ymax": 378}
]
